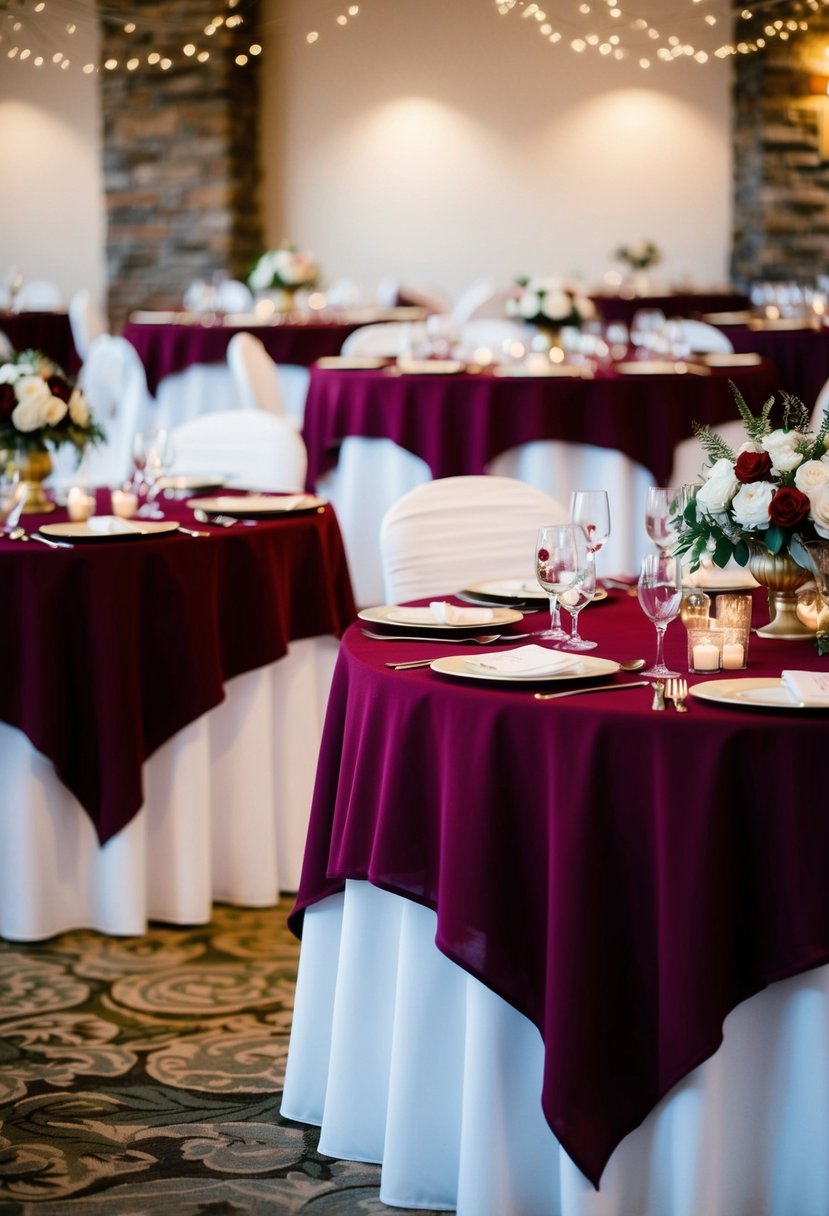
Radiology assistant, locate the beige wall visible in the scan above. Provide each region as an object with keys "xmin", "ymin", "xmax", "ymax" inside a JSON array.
[{"xmin": 0, "ymin": 0, "xmax": 733, "ymax": 310}]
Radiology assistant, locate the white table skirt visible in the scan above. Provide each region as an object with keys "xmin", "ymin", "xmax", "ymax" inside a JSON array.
[
  {"xmin": 283, "ymin": 881, "xmax": 829, "ymax": 1216},
  {"xmin": 151, "ymin": 364, "xmax": 311, "ymax": 430},
  {"xmin": 0, "ymin": 637, "xmax": 339, "ymax": 941}
]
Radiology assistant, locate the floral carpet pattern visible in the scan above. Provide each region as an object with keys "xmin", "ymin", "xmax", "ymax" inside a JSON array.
[{"xmin": 0, "ymin": 901, "xmax": 445, "ymax": 1215}]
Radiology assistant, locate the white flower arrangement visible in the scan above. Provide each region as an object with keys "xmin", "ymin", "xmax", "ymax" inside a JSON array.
[
  {"xmin": 248, "ymin": 242, "xmax": 320, "ymax": 293},
  {"xmin": 505, "ymin": 277, "xmax": 596, "ymax": 329},
  {"xmin": 613, "ymin": 239, "xmax": 661, "ymax": 272},
  {"xmin": 0, "ymin": 349, "xmax": 104, "ymax": 457}
]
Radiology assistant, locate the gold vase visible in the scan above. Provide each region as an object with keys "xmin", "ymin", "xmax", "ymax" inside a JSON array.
[
  {"xmin": 746, "ymin": 541, "xmax": 813, "ymax": 639},
  {"xmin": 271, "ymin": 288, "xmax": 297, "ymax": 314},
  {"xmin": 17, "ymin": 447, "xmax": 56, "ymax": 514}
]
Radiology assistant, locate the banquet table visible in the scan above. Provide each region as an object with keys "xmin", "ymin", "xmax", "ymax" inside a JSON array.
[
  {"xmin": 0, "ymin": 309, "xmax": 80, "ymax": 376},
  {"xmin": 588, "ymin": 289, "xmax": 751, "ymax": 327},
  {"xmin": 282, "ymin": 591, "xmax": 829, "ymax": 1216},
  {"xmin": 0, "ymin": 490, "xmax": 356, "ymax": 941},
  {"xmin": 714, "ymin": 319, "xmax": 829, "ymax": 414},
  {"xmin": 302, "ymin": 357, "xmax": 778, "ymax": 603}
]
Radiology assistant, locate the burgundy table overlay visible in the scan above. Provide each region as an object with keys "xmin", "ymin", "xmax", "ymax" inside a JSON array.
[
  {"xmin": 717, "ymin": 322, "xmax": 829, "ymax": 412},
  {"xmin": 0, "ymin": 492, "xmax": 356, "ymax": 846},
  {"xmin": 123, "ymin": 318, "xmax": 368, "ymax": 396},
  {"xmin": 302, "ymin": 359, "xmax": 778, "ymax": 492},
  {"xmin": 290, "ymin": 592, "xmax": 829, "ymax": 1190},
  {"xmin": 588, "ymin": 290, "xmax": 750, "ymax": 327},
  {"xmin": 0, "ymin": 310, "xmax": 81, "ymax": 376}
]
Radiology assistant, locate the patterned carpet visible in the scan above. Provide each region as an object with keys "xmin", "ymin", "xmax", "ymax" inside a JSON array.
[{"xmin": 0, "ymin": 901, "xmax": 447, "ymax": 1215}]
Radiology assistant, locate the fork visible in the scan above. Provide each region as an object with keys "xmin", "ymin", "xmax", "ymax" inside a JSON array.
[
  {"xmin": 665, "ymin": 677, "xmax": 689, "ymax": 712},
  {"xmin": 193, "ymin": 509, "xmax": 238, "ymax": 527}
]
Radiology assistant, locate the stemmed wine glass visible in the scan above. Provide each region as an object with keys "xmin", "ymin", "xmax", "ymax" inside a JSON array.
[
  {"xmin": 134, "ymin": 428, "xmax": 173, "ymax": 518},
  {"xmin": 570, "ymin": 490, "xmax": 611, "ymax": 558},
  {"xmin": 644, "ymin": 485, "xmax": 687, "ymax": 551},
  {"xmin": 534, "ymin": 523, "xmax": 580, "ymax": 642},
  {"xmin": 637, "ymin": 552, "xmax": 682, "ymax": 678},
  {"xmin": 560, "ymin": 542, "xmax": 597, "ymax": 651}
]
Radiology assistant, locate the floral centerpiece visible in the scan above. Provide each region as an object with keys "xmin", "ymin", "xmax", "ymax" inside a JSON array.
[
  {"xmin": 613, "ymin": 239, "xmax": 661, "ymax": 272},
  {"xmin": 247, "ymin": 241, "xmax": 320, "ymax": 306},
  {"xmin": 672, "ymin": 383, "xmax": 829, "ymax": 646},
  {"xmin": 506, "ymin": 277, "xmax": 596, "ymax": 335},
  {"xmin": 0, "ymin": 348, "xmax": 105, "ymax": 512}
]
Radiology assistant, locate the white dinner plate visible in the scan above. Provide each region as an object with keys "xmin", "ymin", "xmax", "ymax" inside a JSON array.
[
  {"xmin": 315, "ymin": 356, "xmax": 389, "ymax": 370},
  {"xmin": 430, "ymin": 653, "xmax": 621, "ymax": 684},
  {"xmin": 358, "ymin": 604, "xmax": 523, "ymax": 630},
  {"xmin": 700, "ymin": 311, "xmax": 753, "ymax": 325},
  {"xmin": 700, "ymin": 352, "xmax": 763, "ymax": 368},
  {"xmin": 38, "ymin": 520, "xmax": 180, "ymax": 542},
  {"xmin": 462, "ymin": 578, "xmax": 608, "ymax": 606},
  {"xmin": 689, "ymin": 677, "xmax": 820, "ymax": 710},
  {"xmin": 492, "ymin": 363, "xmax": 586, "ymax": 378},
  {"xmin": 188, "ymin": 494, "xmax": 326, "ymax": 517},
  {"xmin": 395, "ymin": 358, "xmax": 466, "ymax": 375}
]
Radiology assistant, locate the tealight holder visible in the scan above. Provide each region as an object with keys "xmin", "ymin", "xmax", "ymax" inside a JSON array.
[
  {"xmin": 687, "ymin": 623, "xmax": 723, "ymax": 674},
  {"xmin": 680, "ymin": 589, "xmax": 712, "ymax": 629},
  {"xmin": 720, "ymin": 626, "xmax": 747, "ymax": 670},
  {"xmin": 715, "ymin": 592, "xmax": 752, "ymax": 668},
  {"xmin": 67, "ymin": 485, "xmax": 94, "ymax": 523}
]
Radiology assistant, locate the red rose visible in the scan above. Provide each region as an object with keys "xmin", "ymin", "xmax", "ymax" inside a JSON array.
[
  {"xmin": 0, "ymin": 383, "xmax": 15, "ymax": 422},
  {"xmin": 537, "ymin": 548, "xmax": 549, "ymax": 562},
  {"xmin": 734, "ymin": 450, "xmax": 773, "ymax": 483},
  {"xmin": 769, "ymin": 486, "xmax": 811, "ymax": 528},
  {"xmin": 46, "ymin": 374, "xmax": 72, "ymax": 403}
]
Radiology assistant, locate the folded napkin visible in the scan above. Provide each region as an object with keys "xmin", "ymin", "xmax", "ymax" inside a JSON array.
[
  {"xmin": 387, "ymin": 601, "xmax": 495, "ymax": 625},
  {"xmin": 86, "ymin": 515, "xmax": 144, "ymax": 535},
  {"xmin": 781, "ymin": 670, "xmax": 829, "ymax": 707},
  {"xmin": 465, "ymin": 644, "xmax": 583, "ymax": 677}
]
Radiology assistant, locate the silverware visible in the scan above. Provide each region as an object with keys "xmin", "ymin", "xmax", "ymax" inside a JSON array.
[
  {"xmin": 534, "ymin": 680, "xmax": 650, "ymax": 702},
  {"xmin": 3, "ymin": 526, "xmax": 28, "ymax": 542},
  {"xmin": 386, "ymin": 658, "xmax": 441, "ymax": 670},
  {"xmin": 193, "ymin": 509, "xmax": 239, "ymax": 527},
  {"xmin": 454, "ymin": 593, "xmax": 538, "ymax": 610},
  {"xmin": 665, "ymin": 677, "xmax": 689, "ymax": 712},
  {"xmin": 178, "ymin": 526, "xmax": 210, "ymax": 538},
  {"xmin": 31, "ymin": 533, "xmax": 73, "ymax": 549},
  {"xmin": 651, "ymin": 680, "xmax": 666, "ymax": 711},
  {"xmin": 363, "ymin": 630, "xmax": 531, "ymax": 645}
]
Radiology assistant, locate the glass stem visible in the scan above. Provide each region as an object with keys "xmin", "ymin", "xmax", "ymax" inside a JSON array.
[
  {"xmin": 549, "ymin": 594, "xmax": 560, "ymax": 633},
  {"xmin": 569, "ymin": 610, "xmax": 581, "ymax": 642},
  {"xmin": 653, "ymin": 623, "xmax": 666, "ymax": 670}
]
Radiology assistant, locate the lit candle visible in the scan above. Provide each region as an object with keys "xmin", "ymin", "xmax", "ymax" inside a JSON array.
[
  {"xmin": 722, "ymin": 642, "xmax": 745, "ymax": 670},
  {"xmin": 692, "ymin": 642, "xmax": 720, "ymax": 671},
  {"xmin": 67, "ymin": 486, "xmax": 94, "ymax": 522},
  {"xmin": 111, "ymin": 488, "xmax": 138, "ymax": 518}
]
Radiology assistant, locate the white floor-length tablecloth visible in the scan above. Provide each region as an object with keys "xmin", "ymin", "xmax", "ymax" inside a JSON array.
[
  {"xmin": 151, "ymin": 363, "xmax": 311, "ymax": 430},
  {"xmin": 0, "ymin": 637, "xmax": 338, "ymax": 941},
  {"xmin": 283, "ymin": 880, "xmax": 829, "ymax": 1216}
]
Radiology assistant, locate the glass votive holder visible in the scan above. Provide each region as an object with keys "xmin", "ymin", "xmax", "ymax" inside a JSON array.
[
  {"xmin": 715, "ymin": 593, "xmax": 752, "ymax": 668},
  {"xmin": 111, "ymin": 486, "xmax": 138, "ymax": 519},
  {"xmin": 680, "ymin": 590, "xmax": 712, "ymax": 629},
  {"xmin": 687, "ymin": 625, "xmax": 723, "ymax": 673},
  {"xmin": 67, "ymin": 485, "xmax": 94, "ymax": 523},
  {"xmin": 720, "ymin": 626, "xmax": 747, "ymax": 670}
]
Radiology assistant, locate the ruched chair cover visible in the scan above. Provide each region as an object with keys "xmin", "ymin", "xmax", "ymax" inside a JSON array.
[
  {"xmin": 452, "ymin": 277, "xmax": 513, "ymax": 323},
  {"xmin": 68, "ymin": 289, "xmax": 108, "ymax": 362},
  {"xmin": 213, "ymin": 279, "xmax": 254, "ymax": 313},
  {"xmin": 674, "ymin": 318, "xmax": 735, "ymax": 354},
  {"xmin": 340, "ymin": 322, "xmax": 428, "ymax": 358},
  {"xmin": 227, "ymin": 331, "xmax": 289, "ymax": 418},
  {"xmin": 169, "ymin": 409, "xmax": 308, "ymax": 492},
  {"xmin": 379, "ymin": 474, "xmax": 568, "ymax": 602}
]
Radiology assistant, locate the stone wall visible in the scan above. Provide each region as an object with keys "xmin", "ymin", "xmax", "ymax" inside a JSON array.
[
  {"xmin": 732, "ymin": 12, "xmax": 829, "ymax": 287},
  {"xmin": 99, "ymin": 0, "xmax": 263, "ymax": 329}
]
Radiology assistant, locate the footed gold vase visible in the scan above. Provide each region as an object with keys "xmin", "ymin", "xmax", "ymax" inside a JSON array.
[
  {"xmin": 17, "ymin": 447, "xmax": 56, "ymax": 514},
  {"xmin": 747, "ymin": 542, "xmax": 813, "ymax": 640}
]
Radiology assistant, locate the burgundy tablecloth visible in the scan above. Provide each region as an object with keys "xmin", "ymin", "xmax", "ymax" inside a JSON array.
[
  {"xmin": 0, "ymin": 493, "xmax": 356, "ymax": 845},
  {"xmin": 588, "ymin": 291, "xmax": 750, "ymax": 326},
  {"xmin": 302, "ymin": 360, "xmax": 778, "ymax": 491},
  {"xmin": 0, "ymin": 310, "xmax": 81, "ymax": 376},
  {"xmin": 290, "ymin": 592, "xmax": 829, "ymax": 1189},
  {"xmin": 123, "ymin": 318, "xmax": 368, "ymax": 396},
  {"xmin": 718, "ymin": 322, "xmax": 829, "ymax": 411}
]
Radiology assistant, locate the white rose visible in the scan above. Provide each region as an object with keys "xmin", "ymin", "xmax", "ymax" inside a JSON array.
[
  {"xmin": 0, "ymin": 362, "xmax": 22, "ymax": 385},
  {"xmin": 731, "ymin": 481, "xmax": 775, "ymax": 530},
  {"xmin": 795, "ymin": 458, "xmax": 829, "ymax": 496},
  {"xmin": 695, "ymin": 458, "xmax": 738, "ymax": 515},
  {"xmin": 13, "ymin": 375, "xmax": 51, "ymax": 426},
  {"xmin": 45, "ymin": 393, "xmax": 67, "ymax": 425},
  {"xmin": 518, "ymin": 292, "xmax": 540, "ymax": 319},
  {"xmin": 573, "ymin": 294, "xmax": 595, "ymax": 319},
  {"xmin": 540, "ymin": 291, "xmax": 573, "ymax": 322},
  {"xmin": 68, "ymin": 387, "xmax": 90, "ymax": 427},
  {"xmin": 761, "ymin": 428, "xmax": 805, "ymax": 474},
  {"xmin": 249, "ymin": 255, "xmax": 274, "ymax": 291},
  {"xmin": 810, "ymin": 482, "xmax": 829, "ymax": 539},
  {"xmin": 11, "ymin": 396, "xmax": 48, "ymax": 432}
]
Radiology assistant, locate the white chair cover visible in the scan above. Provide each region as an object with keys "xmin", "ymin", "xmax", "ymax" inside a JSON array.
[
  {"xmin": 0, "ymin": 637, "xmax": 338, "ymax": 940},
  {"xmin": 227, "ymin": 331, "xmax": 289, "ymax": 418},
  {"xmin": 486, "ymin": 442, "xmax": 653, "ymax": 578},
  {"xmin": 214, "ymin": 279, "xmax": 254, "ymax": 312},
  {"xmin": 284, "ymin": 880, "xmax": 829, "ymax": 1216},
  {"xmin": 69, "ymin": 334, "xmax": 153, "ymax": 488},
  {"xmin": 673, "ymin": 319, "xmax": 735, "ymax": 354},
  {"xmin": 15, "ymin": 279, "xmax": 64, "ymax": 310},
  {"xmin": 68, "ymin": 289, "xmax": 108, "ymax": 361},
  {"xmin": 669, "ymin": 421, "xmax": 747, "ymax": 489},
  {"xmin": 0, "ymin": 329, "xmax": 12, "ymax": 359},
  {"xmin": 316, "ymin": 439, "xmax": 432, "ymax": 607},
  {"xmin": 170, "ymin": 408, "xmax": 308, "ymax": 491},
  {"xmin": 452, "ymin": 278, "xmax": 512, "ymax": 323},
  {"xmin": 340, "ymin": 322, "xmax": 428, "ymax": 358},
  {"xmin": 379, "ymin": 474, "xmax": 568, "ymax": 603}
]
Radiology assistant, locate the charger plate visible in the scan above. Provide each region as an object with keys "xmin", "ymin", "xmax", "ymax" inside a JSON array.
[
  {"xmin": 187, "ymin": 494, "xmax": 325, "ymax": 517},
  {"xmin": 359, "ymin": 604, "xmax": 523, "ymax": 630},
  {"xmin": 689, "ymin": 677, "xmax": 819, "ymax": 710},
  {"xmin": 38, "ymin": 520, "xmax": 180, "ymax": 542},
  {"xmin": 430, "ymin": 653, "xmax": 620, "ymax": 684}
]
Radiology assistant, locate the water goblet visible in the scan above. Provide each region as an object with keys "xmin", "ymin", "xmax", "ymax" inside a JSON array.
[
  {"xmin": 135, "ymin": 428, "xmax": 174, "ymax": 519},
  {"xmin": 570, "ymin": 490, "xmax": 611, "ymax": 557},
  {"xmin": 534, "ymin": 523, "xmax": 580, "ymax": 642},
  {"xmin": 637, "ymin": 552, "xmax": 682, "ymax": 679},
  {"xmin": 644, "ymin": 485, "xmax": 689, "ymax": 551},
  {"xmin": 560, "ymin": 548, "xmax": 598, "ymax": 651}
]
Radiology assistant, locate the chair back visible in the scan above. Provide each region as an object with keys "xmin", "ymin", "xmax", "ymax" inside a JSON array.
[
  {"xmin": 673, "ymin": 319, "xmax": 734, "ymax": 354},
  {"xmin": 0, "ymin": 330, "xmax": 12, "ymax": 360},
  {"xmin": 73, "ymin": 335, "xmax": 152, "ymax": 486},
  {"xmin": 341, "ymin": 321, "xmax": 427, "ymax": 357},
  {"xmin": 170, "ymin": 410, "xmax": 307, "ymax": 491},
  {"xmin": 215, "ymin": 280, "xmax": 254, "ymax": 313},
  {"xmin": 68, "ymin": 290, "xmax": 108, "ymax": 361},
  {"xmin": 811, "ymin": 375, "xmax": 829, "ymax": 432},
  {"xmin": 453, "ymin": 278, "xmax": 510, "ymax": 323},
  {"xmin": 380, "ymin": 474, "xmax": 569, "ymax": 602},
  {"xmin": 227, "ymin": 331, "xmax": 287, "ymax": 417}
]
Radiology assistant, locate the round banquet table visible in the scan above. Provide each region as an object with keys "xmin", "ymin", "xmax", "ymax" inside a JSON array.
[
  {"xmin": 0, "ymin": 309, "xmax": 80, "ymax": 376},
  {"xmin": 302, "ymin": 357, "xmax": 779, "ymax": 604},
  {"xmin": 0, "ymin": 491, "xmax": 356, "ymax": 941},
  {"xmin": 588, "ymin": 289, "xmax": 750, "ymax": 327},
  {"xmin": 715, "ymin": 320, "xmax": 829, "ymax": 415},
  {"xmin": 283, "ymin": 592, "xmax": 829, "ymax": 1215}
]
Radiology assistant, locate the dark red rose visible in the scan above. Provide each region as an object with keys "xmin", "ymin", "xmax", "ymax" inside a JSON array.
[
  {"xmin": 734, "ymin": 450, "xmax": 773, "ymax": 483},
  {"xmin": 46, "ymin": 374, "xmax": 72, "ymax": 403},
  {"xmin": 0, "ymin": 383, "xmax": 16, "ymax": 422},
  {"xmin": 537, "ymin": 548, "xmax": 550, "ymax": 562},
  {"xmin": 769, "ymin": 486, "xmax": 811, "ymax": 528}
]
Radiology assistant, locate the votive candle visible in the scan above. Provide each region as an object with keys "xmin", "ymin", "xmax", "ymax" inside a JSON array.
[
  {"xmin": 111, "ymin": 488, "xmax": 138, "ymax": 519},
  {"xmin": 67, "ymin": 486, "xmax": 94, "ymax": 522}
]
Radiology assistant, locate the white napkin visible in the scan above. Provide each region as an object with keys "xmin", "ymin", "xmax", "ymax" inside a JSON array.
[
  {"xmin": 85, "ymin": 514, "xmax": 144, "ymax": 535},
  {"xmin": 780, "ymin": 670, "xmax": 829, "ymax": 707},
  {"xmin": 386, "ymin": 601, "xmax": 495, "ymax": 625},
  {"xmin": 465, "ymin": 644, "xmax": 583, "ymax": 677}
]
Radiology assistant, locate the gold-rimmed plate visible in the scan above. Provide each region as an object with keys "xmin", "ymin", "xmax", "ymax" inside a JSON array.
[
  {"xmin": 688, "ymin": 677, "xmax": 829, "ymax": 710},
  {"xmin": 188, "ymin": 494, "xmax": 326, "ymax": 517},
  {"xmin": 358, "ymin": 604, "xmax": 523, "ymax": 631},
  {"xmin": 38, "ymin": 520, "xmax": 180, "ymax": 542},
  {"xmin": 430, "ymin": 653, "xmax": 620, "ymax": 684},
  {"xmin": 461, "ymin": 578, "xmax": 608, "ymax": 606}
]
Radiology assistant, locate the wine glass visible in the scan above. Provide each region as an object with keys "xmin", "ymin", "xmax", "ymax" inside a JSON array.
[
  {"xmin": 645, "ymin": 485, "xmax": 688, "ymax": 551},
  {"xmin": 570, "ymin": 490, "xmax": 610, "ymax": 557},
  {"xmin": 534, "ymin": 523, "xmax": 580, "ymax": 642},
  {"xmin": 560, "ymin": 546, "xmax": 598, "ymax": 651},
  {"xmin": 135, "ymin": 428, "xmax": 173, "ymax": 518},
  {"xmin": 637, "ymin": 552, "xmax": 682, "ymax": 679}
]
